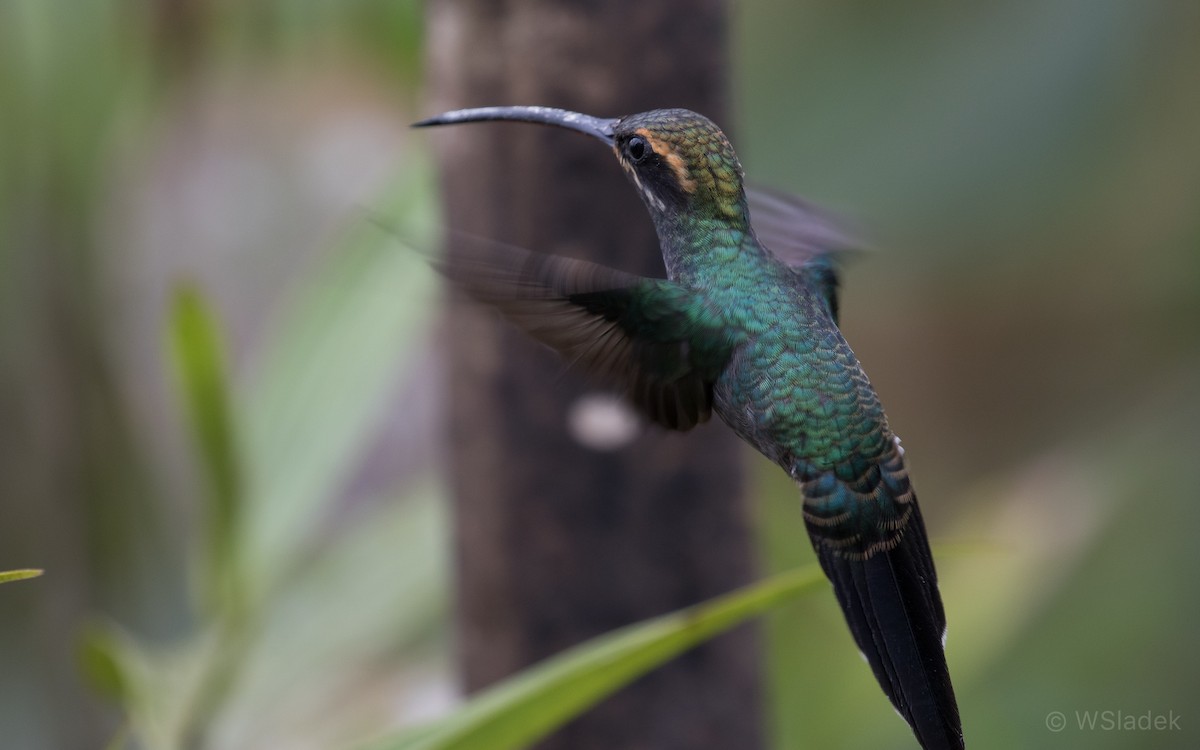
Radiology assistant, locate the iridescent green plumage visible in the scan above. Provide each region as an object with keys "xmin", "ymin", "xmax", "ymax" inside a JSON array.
[{"xmin": 416, "ymin": 106, "xmax": 964, "ymax": 749}]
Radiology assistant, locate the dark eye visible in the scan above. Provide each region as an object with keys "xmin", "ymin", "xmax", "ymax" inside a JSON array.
[{"xmin": 627, "ymin": 135, "xmax": 649, "ymax": 163}]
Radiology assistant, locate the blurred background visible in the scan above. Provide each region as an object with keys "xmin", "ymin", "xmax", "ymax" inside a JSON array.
[{"xmin": 1, "ymin": 1, "xmax": 1197, "ymax": 748}]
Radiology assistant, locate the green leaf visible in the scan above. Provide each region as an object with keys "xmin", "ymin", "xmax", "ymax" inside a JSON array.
[
  {"xmin": 78, "ymin": 621, "xmax": 141, "ymax": 705},
  {"xmin": 240, "ymin": 170, "xmax": 438, "ymax": 594},
  {"xmin": 78, "ymin": 618, "xmax": 228, "ymax": 750},
  {"xmin": 167, "ymin": 283, "xmax": 243, "ymax": 613},
  {"xmin": 0, "ymin": 568, "xmax": 42, "ymax": 584},
  {"xmin": 214, "ymin": 482, "xmax": 449, "ymax": 747},
  {"xmin": 367, "ymin": 566, "xmax": 825, "ymax": 750}
]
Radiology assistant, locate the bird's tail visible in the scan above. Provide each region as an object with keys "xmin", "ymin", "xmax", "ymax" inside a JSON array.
[{"xmin": 814, "ymin": 501, "xmax": 964, "ymax": 750}]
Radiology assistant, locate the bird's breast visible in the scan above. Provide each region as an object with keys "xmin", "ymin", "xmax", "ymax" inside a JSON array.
[{"xmin": 712, "ymin": 307, "xmax": 891, "ymax": 471}]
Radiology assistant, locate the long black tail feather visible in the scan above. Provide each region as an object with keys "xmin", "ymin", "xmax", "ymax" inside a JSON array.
[{"xmin": 815, "ymin": 503, "xmax": 964, "ymax": 750}]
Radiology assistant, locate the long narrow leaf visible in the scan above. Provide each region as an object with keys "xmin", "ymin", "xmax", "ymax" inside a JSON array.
[
  {"xmin": 369, "ymin": 565, "xmax": 825, "ymax": 750},
  {"xmin": 0, "ymin": 569, "xmax": 42, "ymax": 585},
  {"xmin": 168, "ymin": 285, "xmax": 243, "ymax": 613},
  {"xmin": 241, "ymin": 173, "xmax": 437, "ymax": 594}
]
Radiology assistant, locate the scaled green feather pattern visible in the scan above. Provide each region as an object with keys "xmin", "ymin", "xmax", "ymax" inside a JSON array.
[{"xmin": 417, "ymin": 105, "xmax": 964, "ymax": 750}]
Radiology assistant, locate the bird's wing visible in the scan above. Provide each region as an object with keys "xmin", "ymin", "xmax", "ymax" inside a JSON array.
[
  {"xmin": 746, "ymin": 186, "xmax": 862, "ymax": 324},
  {"xmin": 439, "ymin": 238, "xmax": 729, "ymax": 431}
]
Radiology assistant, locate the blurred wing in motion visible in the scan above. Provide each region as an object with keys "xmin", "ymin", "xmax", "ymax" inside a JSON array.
[
  {"xmin": 438, "ymin": 235, "xmax": 731, "ymax": 431},
  {"xmin": 747, "ymin": 186, "xmax": 864, "ymax": 324},
  {"xmin": 747, "ymin": 185, "xmax": 864, "ymax": 266}
]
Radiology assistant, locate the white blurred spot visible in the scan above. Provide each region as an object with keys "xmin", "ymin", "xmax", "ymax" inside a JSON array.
[
  {"xmin": 567, "ymin": 393, "xmax": 641, "ymax": 451},
  {"xmin": 394, "ymin": 670, "xmax": 459, "ymax": 724},
  {"xmin": 893, "ymin": 434, "xmax": 905, "ymax": 456}
]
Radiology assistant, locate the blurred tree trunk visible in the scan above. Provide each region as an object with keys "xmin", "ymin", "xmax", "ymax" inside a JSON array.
[{"xmin": 425, "ymin": 2, "xmax": 764, "ymax": 748}]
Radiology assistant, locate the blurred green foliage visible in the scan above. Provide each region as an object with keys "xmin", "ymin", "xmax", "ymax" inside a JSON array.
[
  {"xmin": 1, "ymin": 0, "xmax": 1198, "ymax": 748},
  {"xmin": 0, "ymin": 570, "xmax": 44, "ymax": 585},
  {"xmin": 72, "ymin": 184, "xmax": 444, "ymax": 749},
  {"xmin": 168, "ymin": 285, "xmax": 243, "ymax": 616},
  {"xmin": 373, "ymin": 567, "xmax": 826, "ymax": 750}
]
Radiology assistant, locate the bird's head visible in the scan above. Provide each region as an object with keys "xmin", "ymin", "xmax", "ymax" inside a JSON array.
[
  {"xmin": 610, "ymin": 109, "xmax": 746, "ymax": 224},
  {"xmin": 414, "ymin": 106, "xmax": 748, "ymax": 226}
]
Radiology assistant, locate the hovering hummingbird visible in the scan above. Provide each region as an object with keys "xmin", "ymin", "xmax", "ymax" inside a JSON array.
[{"xmin": 415, "ymin": 106, "xmax": 963, "ymax": 749}]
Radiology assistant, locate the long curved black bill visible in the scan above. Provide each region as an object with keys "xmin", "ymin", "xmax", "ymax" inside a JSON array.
[{"xmin": 413, "ymin": 106, "xmax": 618, "ymax": 145}]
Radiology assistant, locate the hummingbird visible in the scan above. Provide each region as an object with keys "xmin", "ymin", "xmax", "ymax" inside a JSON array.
[{"xmin": 415, "ymin": 106, "xmax": 963, "ymax": 750}]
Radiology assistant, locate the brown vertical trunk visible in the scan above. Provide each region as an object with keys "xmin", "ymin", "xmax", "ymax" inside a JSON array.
[{"xmin": 425, "ymin": 2, "xmax": 763, "ymax": 748}]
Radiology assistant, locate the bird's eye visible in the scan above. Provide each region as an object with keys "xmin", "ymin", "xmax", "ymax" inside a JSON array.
[{"xmin": 627, "ymin": 135, "xmax": 649, "ymax": 163}]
